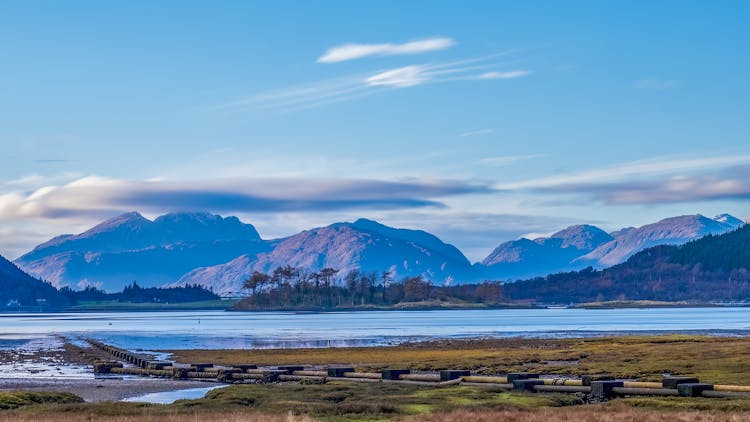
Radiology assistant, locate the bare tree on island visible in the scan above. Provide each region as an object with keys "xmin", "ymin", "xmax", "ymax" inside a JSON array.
[{"xmin": 243, "ymin": 271, "xmax": 270, "ymax": 296}]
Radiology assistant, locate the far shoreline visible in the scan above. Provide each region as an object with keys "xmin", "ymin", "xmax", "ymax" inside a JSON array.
[{"xmin": 2, "ymin": 299, "xmax": 746, "ymax": 314}]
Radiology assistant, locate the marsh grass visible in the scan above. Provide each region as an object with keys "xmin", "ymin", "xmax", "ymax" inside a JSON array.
[
  {"xmin": 167, "ymin": 335, "xmax": 750, "ymax": 384},
  {"xmin": 0, "ymin": 391, "xmax": 82, "ymax": 410},
  {"xmin": 401, "ymin": 405, "xmax": 750, "ymax": 421},
  {"xmin": 0, "ymin": 382, "xmax": 578, "ymax": 421}
]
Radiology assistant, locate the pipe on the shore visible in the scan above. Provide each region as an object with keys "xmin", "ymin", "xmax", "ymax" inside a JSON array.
[
  {"xmin": 399, "ymin": 374, "xmax": 441, "ymax": 382},
  {"xmin": 713, "ymin": 384, "xmax": 750, "ymax": 392},
  {"xmin": 612, "ymin": 387, "xmax": 679, "ymax": 396},
  {"xmin": 462, "ymin": 375, "xmax": 508, "ymax": 384},
  {"xmin": 622, "ymin": 381, "xmax": 663, "ymax": 389},
  {"xmin": 291, "ymin": 370, "xmax": 328, "ymax": 377},
  {"xmin": 343, "ymin": 371, "xmax": 381, "ymax": 379}
]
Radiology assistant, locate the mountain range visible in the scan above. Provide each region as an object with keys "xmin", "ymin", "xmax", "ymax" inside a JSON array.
[
  {"xmin": 12, "ymin": 211, "xmax": 745, "ymax": 295},
  {"xmin": 481, "ymin": 214, "xmax": 744, "ymax": 280},
  {"xmin": 15, "ymin": 212, "xmax": 269, "ymax": 291},
  {"xmin": 503, "ymin": 222, "xmax": 750, "ymax": 303}
]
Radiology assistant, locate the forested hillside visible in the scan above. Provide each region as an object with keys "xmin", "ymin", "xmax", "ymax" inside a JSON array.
[{"xmin": 503, "ymin": 225, "xmax": 750, "ymax": 303}]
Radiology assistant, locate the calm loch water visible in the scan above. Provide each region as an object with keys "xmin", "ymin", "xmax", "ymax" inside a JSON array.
[{"xmin": 1, "ymin": 307, "xmax": 749, "ymax": 351}]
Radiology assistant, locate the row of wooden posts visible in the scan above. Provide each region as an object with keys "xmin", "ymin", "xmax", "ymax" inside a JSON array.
[{"xmin": 88, "ymin": 340, "xmax": 750, "ymax": 400}]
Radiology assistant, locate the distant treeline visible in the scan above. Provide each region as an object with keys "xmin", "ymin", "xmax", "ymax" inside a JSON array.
[
  {"xmin": 60, "ymin": 282, "xmax": 220, "ymax": 305},
  {"xmin": 234, "ymin": 266, "xmax": 504, "ymax": 309},
  {"xmin": 504, "ymin": 224, "xmax": 750, "ymax": 303}
]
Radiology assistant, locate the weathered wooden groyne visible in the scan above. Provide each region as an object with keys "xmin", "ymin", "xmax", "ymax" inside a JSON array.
[{"xmin": 87, "ymin": 340, "xmax": 750, "ymax": 399}]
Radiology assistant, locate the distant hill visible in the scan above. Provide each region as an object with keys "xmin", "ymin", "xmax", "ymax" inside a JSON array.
[
  {"xmin": 15, "ymin": 211, "xmax": 268, "ymax": 291},
  {"xmin": 14, "ymin": 210, "xmax": 745, "ymax": 296},
  {"xmin": 0, "ymin": 255, "xmax": 68, "ymax": 309},
  {"xmin": 574, "ymin": 214, "xmax": 743, "ymax": 268},
  {"xmin": 480, "ymin": 214, "xmax": 743, "ymax": 281},
  {"xmin": 480, "ymin": 225, "xmax": 613, "ymax": 280},
  {"xmin": 172, "ymin": 218, "xmax": 477, "ymax": 296},
  {"xmin": 503, "ymin": 224, "xmax": 750, "ymax": 303}
]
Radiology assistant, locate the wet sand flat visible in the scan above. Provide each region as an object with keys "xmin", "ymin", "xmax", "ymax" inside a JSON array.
[{"xmin": 0, "ymin": 378, "xmax": 220, "ymax": 402}]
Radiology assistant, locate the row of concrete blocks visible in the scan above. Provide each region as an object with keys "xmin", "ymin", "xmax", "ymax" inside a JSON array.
[{"xmin": 512, "ymin": 374, "xmax": 714, "ymax": 398}]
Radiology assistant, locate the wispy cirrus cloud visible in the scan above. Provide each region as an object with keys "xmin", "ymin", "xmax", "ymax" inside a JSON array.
[
  {"xmin": 477, "ymin": 70, "xmax": 531, "ymax": 79},
  {"xmin": 0, "ymin": 175, "xmax": 496, "ymax": 221},
  {"xmin": 459, "ymin": 129, "xmax": 493, "ymax": 138},
  {"xmin": 479, "ymin": 154, "xmax": 543, "ymax": 167},
  {"xmin": 215, "ymin": 52, "xmax": 529, "ymax": 112},
  {"xmin": 317, "ymin": 37, "xmax": 456, "ymax": 63}
]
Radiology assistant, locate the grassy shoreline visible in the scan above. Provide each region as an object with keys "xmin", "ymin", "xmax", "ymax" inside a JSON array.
[
  {"xmin": 166, "ymin": 335, "xmax": 750, "ymax": 385},
  {"xmin": 3, "ymin": 334, "xmax": 750, "ymax": 420}
]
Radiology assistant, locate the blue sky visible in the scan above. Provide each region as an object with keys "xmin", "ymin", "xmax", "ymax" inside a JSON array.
[{"xmin": 1, "ymin": 0, "xmax": 749, "ymax": 260}]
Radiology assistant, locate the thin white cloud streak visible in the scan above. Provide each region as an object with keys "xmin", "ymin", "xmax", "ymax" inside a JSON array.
[
  {"xmin": 479, "ymin": 154, "xmax": 543, "ymax": 167},
  {"xmin": 317, "ymin": 37, "xmax": 456, "ymax": 63},
  {"xmin": 365, "ymin": 65, "xmax": 430, "ymax": 87},
  {"xmin": 460, "ymin": 129, "xmax": 493, "ymax": 138},
  {"xmin": 477, "ymin": 70, "xmax": 531, "ymax": 79},
  {"xmin": 214, "ymin": 52, "xmax": 527, "ymax": 113},
  {"xmin": 500, "ymin": 155, "xmax": 750, "ymax": 190}
]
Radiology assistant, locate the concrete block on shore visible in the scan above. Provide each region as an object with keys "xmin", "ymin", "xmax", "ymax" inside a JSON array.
[
  {"xmin": 678, "ymin": 383, "xmax": 714, "ymax": 397},
  {"xmin": 172, "ymin": 368, "xmax": 189, "ymax": 380},
  {"xmin": 262, "ymin": 369, "xmax": 290, "ymax": 382},
  {"xmin": 233, "ymin": 364, "xmax": 258, "ymax": 372},
  {"xmin": 191, "ymin": 363, "xmax": 214, "ymax": 372},
  {"xmin": 217, "ymin": 368, "xmax": 241, "ymax": 382},
  {"xmin": 328, "ymin": 367, "xmax": 355, "ymax": 377},
  {"xmin": 440, "ymin": 370, "xmax": 471, "ymax": 381},
  {"xmin": 582, "ymin": 374, "xmax": 614, "ymax": 386},
  {"xmin": 382, "ymin": 369, "xmax": 411, "ymax": 380},
  {"xmin": 277, "ymin": 365, "xmax": 304, "ymax": 374},
  {"xmin": 93, "ymin": 361, "xmax": 123, "ymax": 374},
  {"xmin": 146, "ymin": 361, "xmax": 172, "ymax": 370},
  {"xmin": 512, "ymin": 379, "xmax": 544, "ymax": 392},
  {"xmin": 591, "ymin": 380, "xmax": 624, "ymax": 399},
  {"xmin": 663, "ymin": 376, "xmax": 700, "ymax": 389},
  {"xmin": 506, "ymin": 373, "xmax": 539, "ymax": 383}
]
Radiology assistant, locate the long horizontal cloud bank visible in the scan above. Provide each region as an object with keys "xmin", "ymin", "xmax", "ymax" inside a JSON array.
[
  {"xmin": 555, "ymin": 166, "xmax": 750, "ymax": 205},
  {"xmin": 0, "ymin": 176, "xmax": 495, "ymax": 220},
  {"xmin": 506, "ymin": 158, "xmax": 750, "ymax": 205}
]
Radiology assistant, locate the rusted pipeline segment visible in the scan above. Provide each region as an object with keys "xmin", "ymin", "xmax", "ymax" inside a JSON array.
[
  {"xmin": 714, "ymin": 384, "xmax": 750, "ymax": 392},
  {"xmin": 327, "ymin": 376, "xmax": 380, "ymax": 383},
  {"xmin": 533, "ymin": 385, "xmax": 591, "ymax": 394},
  {"xmin": 612, "ymin": 387, "xmax": 679, "ymax": 396},
  {"xmin": 392, "ymin": 380, "xmax": 445, "ymax": 386},
  {"xmin": 292, "ymin": 370, "xmax": 328, "ymax": 377},
  {"xmin": 461, "ymin": 375, "xmax": 507, "ymax": 384},
  {"xmin": 622, "ymin": 381, "xmax": 663, "ymax": 389},
  {"xmin": 399, "ymin": 373, "xmax": 441, "ymax": 382},
  {"xmin": 343, "ymin": 371, "xmax": 381, "ymax": 379},
  {"xmin": 278, "ymin": 375, "xmax": 325, "ymax": 382}
]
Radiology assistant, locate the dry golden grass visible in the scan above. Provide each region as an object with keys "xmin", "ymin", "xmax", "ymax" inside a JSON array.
[
  {"xmin": 405, "ymin": 406, "xmax": 750, "ymax": 421},
  {"xmin": 167, "ymin": 335, "xmax": 750, "ymax": 384},
  {"xmin": 0, "ymin": 413, "xmax": 313, "ymax": 422},
  {"xmin": 2, "ymin": 406, "xmax": 748, "ymax": 422}
]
